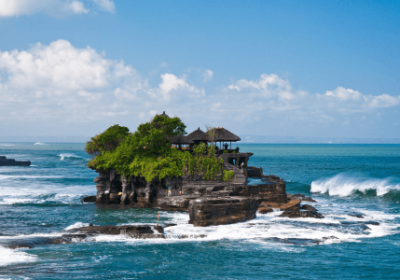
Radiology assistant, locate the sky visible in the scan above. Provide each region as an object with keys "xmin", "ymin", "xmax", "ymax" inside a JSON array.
[{"xmin": 0, "ymin": 0, "xmax": 399, "ymax": 142}]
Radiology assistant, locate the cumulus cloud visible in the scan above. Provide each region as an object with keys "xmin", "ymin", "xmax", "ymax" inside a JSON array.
[
  {"xmin": 0, "ymin": 40, "xmax": 399, "ymax": 138},
  {"xmin": 0, "ymin": 0, "xmax": 115, "ymax": 17},
  {"xmin": 0, "ymin": 40, "xmax": 204, "ymax": 123}
]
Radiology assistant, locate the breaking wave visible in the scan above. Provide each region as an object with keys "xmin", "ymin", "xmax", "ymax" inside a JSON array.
[
  {"xmin": 58, "ymin": 153, "xmax": 84, "ymax": 160},
  {"xmin": 311, "ymin": 173, "xmax": 400, "ymax": 197},
  {"xmin": 34, "ymin": 142, "xmax": 48, "ymax": 146},
  {"xmin": 0, "ymin": 246, "xmax": 37, "ymax": 266}
]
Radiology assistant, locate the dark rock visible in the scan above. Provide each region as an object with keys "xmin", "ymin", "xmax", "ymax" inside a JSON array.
[
  {"xmin": 258, "ymin": 207, "xmax": 273, "ymax": 214},
  {"xmin": 280, "ymin": 210, "xmax": 323, "ymax": 219},
  {"xmin": 322, "ymin": 236, "xmax": 339, "ymax": 240},
  {"xmin": 81, "ymin": 196, "xmax": 96, "ymax": 203},
  {"xmin": 0, "ymin": 156, "xmax": 31, "ymax": 167},
  {"xmin": 361, "ymin": 221, "xmax": 380, "ymax": 226},
  {"xmin": 301, "ymin": 204, "xmax": 317, "ymax": 212},
  {"xmin": 302, "ymin": 197, "xmax": 317, "ymax": 202},
  {"xmin": 3, "ymin": 237, "xmax": 69, "ymax": 249},
  {"xmin": 188, "ymin": 197, "xmax": 261, "ymax": 226},
  {"xmin": 164, "ymin": 223, "xmax": 177, "ymax": 228},
  {"xmin": 179, "ymin": 234, "xmax": 207, "ymax": 239},
  {"xmin": 68, "ymin": 224, "xmax": 165, "ymax": 239},
  {"xmin": 348, "ymin": 213, "xmax": 365, "ymax": 218}
]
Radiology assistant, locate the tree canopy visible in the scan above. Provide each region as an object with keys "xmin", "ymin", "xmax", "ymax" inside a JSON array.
[{"xmin": 86, "ymin": 115, "xmax": 233, "ymax": 182}]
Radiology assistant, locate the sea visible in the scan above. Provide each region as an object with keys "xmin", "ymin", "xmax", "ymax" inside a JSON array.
[{"xmin": 0, "ymin": 143, "xmax": 399, "ymax": 279}]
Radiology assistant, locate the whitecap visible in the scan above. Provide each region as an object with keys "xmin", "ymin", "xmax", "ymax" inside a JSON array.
[
  {"xmin": 58, "ymin": 153, "xmax": 83, "ymax": 160},
  {"xmin": 0, "ymin": 246, "xmax": 37, "ymax": 266},
  {"xmin": 65, "ymin": 222, "xmax": 91, "ymax": 231},
  {"xmin": 34, "ymin": 142, "xmax": 47, "ymax": 146},
  {"xmin": 311, "ymin": 173, "xmax": 400, "ymax": 196}
]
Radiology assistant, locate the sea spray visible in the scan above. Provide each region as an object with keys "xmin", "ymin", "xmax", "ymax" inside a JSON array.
[{"xmin": 311, "ymin": 173, "xmax": 400, "ymax": 196}]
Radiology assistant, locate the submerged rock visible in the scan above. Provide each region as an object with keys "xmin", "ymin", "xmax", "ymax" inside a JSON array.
[{"xmin": 188, "ymin": 197, "xmax": 261, "ymax": 226}]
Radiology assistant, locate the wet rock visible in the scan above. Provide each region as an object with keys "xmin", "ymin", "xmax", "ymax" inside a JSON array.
[
  {"xmin": 258, "ymin": 207, "xmax": 273, "ymax": 214},
  {"xmin": 164, "ymin": 223, "xmax": 177, "ymax": 228},
  {"xmin": 322, "ymin": 236, "xmax": 339, "ymax": 240},
  {"xmin": 362, "ymin": 221, "xmax": 380, "ymax": 226},
  {"xmin": 280, "ymin": 210, "xmax": 323, "ymax": 219},
  {"xmin": 301, "ymin": 204, "xmax": 317, "ymax": 212},
  {"xmin": 287, "ymin": 194, "xmax": 317, "ymax": 203},
  {"xmin": 279, "ymin": 199, "xmax": 301, "ymax": 211},
  {"xmin": 348, "ymin": 213, "xmax": 365, "ymax": 218},
  {"xmin": 302, "ymin": 197, "xmax": 317, "ymax": 203},
  {"xmin": 81, "ymin": 196, "xmax": 96, "ymax": 203},
  {"xmin": 179, "ymin": 234, "xmax": 207, "ymax": 239},
  {"xmin": 68, "ymin": 224, "xmax": 165, "ymax": 239},
  {"xmin": 188, "ymin": 197, "xmax": 261, "ymax": 227},
  {"xmin": 3, "ymin": 237, "xmax": 69, "ymax": 249}
]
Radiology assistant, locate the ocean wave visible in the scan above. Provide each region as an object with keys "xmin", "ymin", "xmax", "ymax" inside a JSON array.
[
  {"xmin": 34, "ymin": 142, "xmax": 48, "ymax": 146},
  {"xmin": 58, "ymin": 153, "xmax": 84, "ymax": 160},
  {"xmin": 0, "ymin": 246, "xmax": 37, "ymax": 266},
  {"xmin": 311, "ymin": 174, "xmax": 400, "ymax": 197},
  {"xmin": 0, "ymin": 143, "xmax": 15, "ymax": 147}
]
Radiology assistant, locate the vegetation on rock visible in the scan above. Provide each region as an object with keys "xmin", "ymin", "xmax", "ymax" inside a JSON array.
[{"xmin": 87, "ymin": 115, "xmax": 232, "ymax": 182}]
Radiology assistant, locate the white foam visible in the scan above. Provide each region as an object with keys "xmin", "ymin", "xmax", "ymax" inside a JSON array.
[
  {"xmin": 65, "ymin": 222, "xmax": 91, "ymax": 231},
  {"xmin": 34, "ymin": 142, "xmax": 47, "ymax": 146},
  {"xmin": 311, "ymin": 173, "xmax": 400, "ymax": 196},
  {"xmin": 0, "ymin": 144, "xmax": 15, "ymax": 147},
  {"xmin": 0, "ymin": 246, "xmax": 37, "ymax": 266},
  {"xmin": 59, "ymin": 153, "xmax": 83, "ymax": 160}
]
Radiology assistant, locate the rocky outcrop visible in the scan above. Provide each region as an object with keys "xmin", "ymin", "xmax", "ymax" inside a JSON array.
[
  {"xmin": 68, "ymin": 225, "xmax": 165, "ymax": 239},
  {"xmin": 279, "ymin": 200, "xmax": 323, "ymax": 219},
  {"xmin": 188, "ymin": 197, "xmax": 261, "ymax": 226},
  {"xmin": 0, "ymin": 156, "xmax": 30, "ymax": 166},
  {"xmin": 87, "ymin": 152, "xmax": 323, "ymax": 226}
]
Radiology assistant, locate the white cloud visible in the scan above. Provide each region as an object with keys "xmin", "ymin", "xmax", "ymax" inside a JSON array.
[
  {"xmin": 0, "ymin": 40, "xmax": 399, "ymax": 138},
  {"xmin": 0, "ymin": 0, "xmax": 115, "ymax": 17},
  {"xmin": 203, "ymin": 69, "xmax": 213, "ymax": 82},
  {"xmin": 92, "ymin": 0, "xmax": 115, "ymax": 12}
]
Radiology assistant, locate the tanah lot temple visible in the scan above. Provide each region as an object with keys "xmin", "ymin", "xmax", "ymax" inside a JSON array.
[{"xmin": 83, "ymin": 111, "xmax": 323, "ymax": 228}]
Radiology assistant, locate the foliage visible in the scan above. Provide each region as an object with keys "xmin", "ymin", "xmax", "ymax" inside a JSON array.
[
  {"xmin": 85, "ymin": 125, "xmax": 130, "ymax": 156},
  {"xmin": 222, "ymin": 170, "xmax": 234, "ymax": 181},
  {"xmin": 180, "ymin": 143, "xmax": 225, "ymax": 181},
  {"xmin": 87, "ymin": 116, "xmax": 232, "ymax": 182},
  {"xmin": 223, "ymin": 150, "xmax": 229, "ymax": 154}
]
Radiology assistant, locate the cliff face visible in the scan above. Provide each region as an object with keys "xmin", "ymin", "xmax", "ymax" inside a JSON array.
[{"xmin": 89, "ymin": 153, "xmax": 292, "ymax": 226}]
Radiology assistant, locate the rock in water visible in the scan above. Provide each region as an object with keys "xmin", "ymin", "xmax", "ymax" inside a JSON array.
[
  {"xmin": 0, "ymin": 156, "xmax": 31, "ymax": 166},
  {"xmin": 301, "ymin": 204, "xmax": 317, "ymax": 212},
  {"xmin": 188, "ymin": 197, "xmax": 261, "ymax": 226},
  {"xmin": 68, "ymin": 225, "xmax": 165, "ymax": 239}
]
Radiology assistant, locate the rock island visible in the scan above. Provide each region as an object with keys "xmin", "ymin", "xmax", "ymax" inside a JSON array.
[{"xmin": 83, "ymin": 112, "xmax": 322, "ymax": 227}]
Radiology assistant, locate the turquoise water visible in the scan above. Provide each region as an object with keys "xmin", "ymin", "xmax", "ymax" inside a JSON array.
[{"xmin": 0, "ymin": 143, "xmax": 399, "ymax": 279}]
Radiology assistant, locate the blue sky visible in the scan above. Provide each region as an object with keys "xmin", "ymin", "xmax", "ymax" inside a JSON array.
[{"xmin": 0, "ymin": 0, "xmax": 399, "ymax": 141}]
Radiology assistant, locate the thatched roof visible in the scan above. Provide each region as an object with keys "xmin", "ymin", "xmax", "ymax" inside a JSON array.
[
  {"xmin": 207, "ymin": 127, "xmax": 241, "ymax": 142},
  {"xmin": 157, "ymin": 111, "xmax": 169, "ymax": 118},
  {"xmin": 186, "ymin": 128, "xmax": 208, "ymax": 142},
  {"xmin": 170, "ymin": 134, "xmax": 193, "ymax": 144}
]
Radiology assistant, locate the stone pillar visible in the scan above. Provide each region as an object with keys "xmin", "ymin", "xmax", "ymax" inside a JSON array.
[
  {"xmin": 95, "ymin": 170, "xmax": 111, "ymax": 203},
  {"xmin": 120, "ymin": 176, "xmax": 129, "ymax": 205},
  {"xmin": 144, "ymin": 181, "xmax": 153, "ymax": 203}
]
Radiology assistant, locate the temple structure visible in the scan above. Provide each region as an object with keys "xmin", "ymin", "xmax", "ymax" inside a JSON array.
[{"xmin": 85, "ymin": 113, "xmax": 322, "ymax": 226}]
